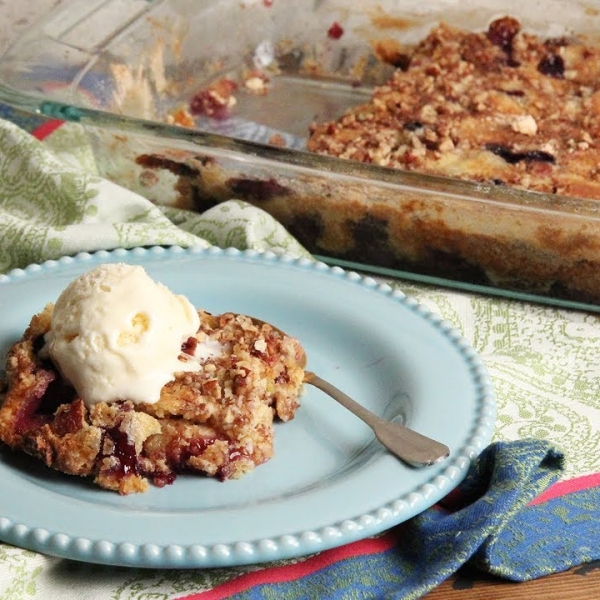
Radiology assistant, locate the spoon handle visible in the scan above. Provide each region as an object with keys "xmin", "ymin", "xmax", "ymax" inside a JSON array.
[{"xmin": 305, "ymin": 372, "xmax": 450, "ymax": 467}]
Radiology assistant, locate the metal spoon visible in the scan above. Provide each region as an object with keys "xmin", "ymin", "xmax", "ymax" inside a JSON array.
[{"xmin": 249, "ymin": 316, "xmax": 450, "ymax": 467}]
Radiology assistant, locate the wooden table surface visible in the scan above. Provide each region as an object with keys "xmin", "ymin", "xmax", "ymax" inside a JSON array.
[{"xmin": 426, "ymin": 561, "xmax": 600, "ymax": 598}]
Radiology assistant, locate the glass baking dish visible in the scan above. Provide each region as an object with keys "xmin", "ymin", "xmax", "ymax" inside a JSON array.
[{"xmin": 2, "ymin": 0, "xmax": 600, "ymax": 311}]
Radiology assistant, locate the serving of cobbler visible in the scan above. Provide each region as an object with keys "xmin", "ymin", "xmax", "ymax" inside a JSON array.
[{"xmin": 0, "ymin": 274, "xmax": 305, "ymax": 495}]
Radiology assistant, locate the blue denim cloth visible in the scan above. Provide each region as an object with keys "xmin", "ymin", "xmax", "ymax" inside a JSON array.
[{"xmin": 220, "ymin": 440, "xmax": 600, "ymax": 600}]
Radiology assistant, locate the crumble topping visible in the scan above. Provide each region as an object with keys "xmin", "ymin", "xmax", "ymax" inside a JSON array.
[
  {"xmin": 0, "ymin": 307, "xmax": 305, "ymax": 494},
  {"xmin": 307, "ymin": 16, "xmax": 600, "ymax": 200}
]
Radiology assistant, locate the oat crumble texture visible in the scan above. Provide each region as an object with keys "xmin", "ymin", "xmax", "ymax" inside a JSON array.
[{"xmin": 308, "ymin": 17, "xmax": 600, "ymax": 199}]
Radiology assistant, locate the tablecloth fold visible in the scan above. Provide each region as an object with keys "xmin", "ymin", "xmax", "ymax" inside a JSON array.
[{"xmin": 0, "ymin": 117, "xmax": 308, "ymax": 274}]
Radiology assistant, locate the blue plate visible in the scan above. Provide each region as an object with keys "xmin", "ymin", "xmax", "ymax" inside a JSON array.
[{"xmin": 0, "ymin": 247, "xmax": 495, "ymax": 568}]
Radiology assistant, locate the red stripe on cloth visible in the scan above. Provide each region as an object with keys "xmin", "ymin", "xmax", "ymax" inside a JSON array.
[
  {"xmin": 530, "ymin": 472, "xmax": 600, "ymax": 505},
  {"xmin": 177, "ymin": 532, "xmax": 396, "ymax": 600},
  {"xmin": 31, "ymin": 119, "xmax": 64, "ymax": 140},
  {"xmin": 441, "ymin": 474, "xmax": 600, "ymax": 512}
]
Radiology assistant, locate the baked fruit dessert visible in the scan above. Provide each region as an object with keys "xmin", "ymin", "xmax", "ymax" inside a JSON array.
[
  {"xmin": 307, "ymin": 16, "xmax": 600, "ymax": 199},
  {"xmin": 0, "ymin": 264, "xmax": 305, "ymax": 494},
  {"xmin": 126, "ymin": 16, "xmax": 600, "ymax": 304}
]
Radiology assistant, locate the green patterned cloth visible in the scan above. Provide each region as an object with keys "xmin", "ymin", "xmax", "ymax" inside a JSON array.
[
  {"xmin": 1, "ymin": 116, "xmax": 600, "ymax": 599},
  {"xmin": 0, "ymin": 118, "xmax": 309, "ymax": 273}
]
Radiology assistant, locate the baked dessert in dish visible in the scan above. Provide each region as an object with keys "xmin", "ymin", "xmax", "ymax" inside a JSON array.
[
  {"xmin": 125, "ymin": 16, "xmax": 600, "ymax": 305},
  {"xmin": 0, "ymin": 264, "xmax": 305, "ymax": 494},
  {"xmin": 307, "ymin": 16, "xmax": 600, "ymax": 199}
]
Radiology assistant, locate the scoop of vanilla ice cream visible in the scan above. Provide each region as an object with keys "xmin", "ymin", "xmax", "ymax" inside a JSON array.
[{"xmin": 45, "ymin": 263, "xmax": 201, "ymax": 406}]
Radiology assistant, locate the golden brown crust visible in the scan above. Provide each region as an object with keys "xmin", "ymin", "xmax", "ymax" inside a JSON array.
[
  {"xmin": 0, "ymin": 308, "xmax": 305, "ymax": 494},
  {"xmin": 308, "ymin": 17, "xmax": 600, "ymax": 198}
]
